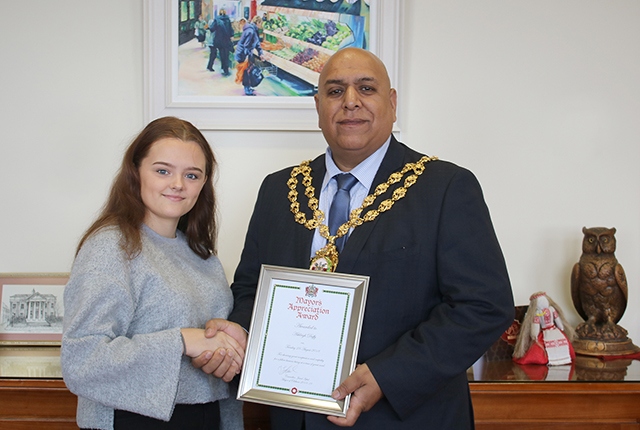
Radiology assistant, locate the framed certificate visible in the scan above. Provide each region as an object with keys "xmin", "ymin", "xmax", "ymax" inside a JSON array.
[{"xmin": 237, "ymin": 265, "xmax": 369, "ymax": 417}]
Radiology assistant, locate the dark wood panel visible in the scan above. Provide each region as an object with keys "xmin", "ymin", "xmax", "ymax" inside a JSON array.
[
  {"xmin": 0, "ymin": 379, "xmax": 77, "ymax": 419},
  {"xmin": 476, "ymin": 423, "xmax": 640, "ymax": 430},
  {"xmin": 2, "ymin": 378, "xmax": 640, "ymax": 429},
  {"xmin": 244, "ymin": 402, "xmax": 271, "ymax": 430},
  {"xmin": 0, "ymin": 421, "xmax": 78, "ymax": 430},
  {"xmin": 470, "ymin": 381, "xmax": 640, "ymax": 427}
]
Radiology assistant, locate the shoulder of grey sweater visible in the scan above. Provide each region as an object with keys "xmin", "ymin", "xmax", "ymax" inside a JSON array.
[
  {"xmin": 78, "ymin": 226, "xmax": 124, "ymax": 258},
  {"xmin": 72, "ymin": 227, "xmax": 131, "ymax": 285}
]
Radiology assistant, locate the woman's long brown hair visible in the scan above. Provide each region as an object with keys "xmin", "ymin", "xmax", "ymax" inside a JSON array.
[{"xmin": 76, "ymin": 117, "xmax": 218, "ymax": 259}]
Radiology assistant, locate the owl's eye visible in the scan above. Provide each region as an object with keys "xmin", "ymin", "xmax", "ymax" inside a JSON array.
[
  {"xmin": 602, "ymin": 238, "xmax": 609, "ymax": 243},
  {"xmin": 588, "ymin": 238, "xmax": 595, "ymax": 243}
]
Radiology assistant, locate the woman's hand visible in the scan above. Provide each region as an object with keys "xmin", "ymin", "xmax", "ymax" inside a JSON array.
[{"xmin": 180, "ymin": 328, "xmax": 244, "ymax": 367}]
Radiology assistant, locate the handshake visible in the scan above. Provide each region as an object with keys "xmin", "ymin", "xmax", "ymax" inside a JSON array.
[{"xmin": 180, "ymin": 319, "xmax": 248, "ymax": 382}]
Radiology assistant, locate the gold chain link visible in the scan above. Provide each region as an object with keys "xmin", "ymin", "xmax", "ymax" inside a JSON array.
[{"xmin": 288, "ymin": 155, "xmax": 438, "ymax": 245}]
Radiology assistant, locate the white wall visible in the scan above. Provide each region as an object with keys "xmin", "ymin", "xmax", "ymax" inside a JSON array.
[{"xmin": 1, "ymin": 1, "xmax": 639, "ymax": 342}]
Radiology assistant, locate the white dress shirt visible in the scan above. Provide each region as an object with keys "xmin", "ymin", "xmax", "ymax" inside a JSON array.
[{"xmin": 310, "ymin": 137, "xmax": 391, "ymax": 260}]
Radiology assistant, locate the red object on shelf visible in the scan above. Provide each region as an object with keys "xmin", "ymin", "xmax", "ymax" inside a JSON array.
[
  {"xmin": 600, "ymin": 351, "xmax": 640, "ymax": 361},
  {"xmin": 250, "ymin": 0, "xmax": 257, "ymax": 19}
]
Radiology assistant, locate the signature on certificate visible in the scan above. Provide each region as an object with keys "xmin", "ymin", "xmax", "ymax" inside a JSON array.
[{"xmin": 278, "ymin": 364, "xmax": 299, "ymax": 375}]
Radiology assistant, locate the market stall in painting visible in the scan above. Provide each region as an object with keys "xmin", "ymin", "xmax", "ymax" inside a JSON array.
[
  {"xmin": 258, "ymin": 0, "xmax": 369, "ymax": 91},
  {"xmin": 177, "ymin": 0, "xmax": 371, "ymax": 97}
]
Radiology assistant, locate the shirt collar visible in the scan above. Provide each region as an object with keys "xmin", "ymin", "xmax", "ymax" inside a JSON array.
[{"xmin": 323, "ymin": 136, "xmax": 391, "ymax": 191}]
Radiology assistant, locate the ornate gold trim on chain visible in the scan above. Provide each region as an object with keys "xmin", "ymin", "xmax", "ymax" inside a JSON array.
[{"xmin": 287, "ymin": 155, "xmax": 438, "ymax": 271}]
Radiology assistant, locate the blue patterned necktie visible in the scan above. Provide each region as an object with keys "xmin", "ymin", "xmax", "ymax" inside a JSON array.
[{"xmin": 328, "ymin": 173, "xmax": 358, "ymax": 253}]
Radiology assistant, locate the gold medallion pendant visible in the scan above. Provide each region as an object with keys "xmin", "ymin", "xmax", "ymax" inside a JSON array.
[
  {"xmin": 309, "ymin": 243, "xmax": 339, "ymax": 272},
  {"xmin": 287, "ymin": 155, "xmax": 438, "ymax": 272}
]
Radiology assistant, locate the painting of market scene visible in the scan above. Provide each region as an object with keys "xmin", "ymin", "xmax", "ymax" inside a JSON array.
[{"xmin": 177, "ymin": 0, "xmax": 372, "ymax": 97}]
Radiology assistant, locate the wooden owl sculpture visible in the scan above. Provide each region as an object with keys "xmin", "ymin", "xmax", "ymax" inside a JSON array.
[{"xmin": 571, "ymin": 227, "xmax": 628, "ymax": 341}]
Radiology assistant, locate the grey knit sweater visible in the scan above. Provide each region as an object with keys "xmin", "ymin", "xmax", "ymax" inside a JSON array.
[{"xmin": 61, "ymin": 225, "xmax": 243, "ymax": 429}]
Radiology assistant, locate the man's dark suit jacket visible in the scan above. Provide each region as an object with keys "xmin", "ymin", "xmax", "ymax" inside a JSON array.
[{"xmin": 229, "ymin": 136, "xmax": 514, "ymax": 429}]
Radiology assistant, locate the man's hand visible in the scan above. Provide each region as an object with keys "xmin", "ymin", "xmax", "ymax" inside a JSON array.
[
  {"xmin": 327, "ymin": 364, "xmax": 383, "ymax": 427},
  {"xmin": 191, "ymin": 340, "xmax": 239, "ymax": 382},
  {"xmin": 204, "ymin": 318, "xmax": 248, "ymax": 349},
  {"xmin": 191, "ymin": 319, "xmax": 248, "ymax": 379}
]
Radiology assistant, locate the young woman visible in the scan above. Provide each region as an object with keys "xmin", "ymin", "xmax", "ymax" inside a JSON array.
[{"xmin": 61, "ymin": 117, "xmax": 244, "ymax": 430}]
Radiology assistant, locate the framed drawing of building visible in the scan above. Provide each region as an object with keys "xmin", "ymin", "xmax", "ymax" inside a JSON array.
[{"xmin": 0, "ymin": 273, "xmax": 68, "ymax": 345}]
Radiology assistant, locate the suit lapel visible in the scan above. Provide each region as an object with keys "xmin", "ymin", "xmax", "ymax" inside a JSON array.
[{"xmin": 337, "ymin": 136, "xmax": 408, "ymax": 274}]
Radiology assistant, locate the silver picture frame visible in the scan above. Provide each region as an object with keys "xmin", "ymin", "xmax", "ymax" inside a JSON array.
[{"xmin": 238, "ymin": 264, "xmax": 369, "ymax": 417}]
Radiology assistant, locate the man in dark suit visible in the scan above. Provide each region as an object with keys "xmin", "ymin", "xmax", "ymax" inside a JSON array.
[{"xmin": 200, "ymin": 47, "xmax": 514, "ymax": 429}]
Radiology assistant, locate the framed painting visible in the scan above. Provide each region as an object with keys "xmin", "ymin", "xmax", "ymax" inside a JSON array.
[
  {"xmin": 144, "ymin": 0, "xmax": 402, "ymax": 130},
  {"xmin": 0, "ymin": 273, "xmax": 68, "ymax": 346}
]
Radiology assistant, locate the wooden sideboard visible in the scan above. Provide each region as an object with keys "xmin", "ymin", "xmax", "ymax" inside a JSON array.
[
  {"xmin": 0, "ymin": 377, "xmax": 272, "ymax": 430},
  {"xmin": 2, "ymin": 377, "xmax": 638, "ymax": 430},
  {"xmin": 469, "ymin": 355, "xmax": 640, "ymax": 430},
  {"xmin": 0, "ymin": 378, "xmax": 77, "ymax": 430},
  {"xmin": 1, "ymin": 347, "xmax": 639, "ymax": 429},
  {"xmin": 471, "ymin": 381, "xmax": 640, "ymax": 430}
]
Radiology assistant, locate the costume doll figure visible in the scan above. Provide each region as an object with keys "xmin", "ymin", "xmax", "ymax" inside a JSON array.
[{"xmin": 513, "ymin": 292, "xmax": 575, "ymax": 365}]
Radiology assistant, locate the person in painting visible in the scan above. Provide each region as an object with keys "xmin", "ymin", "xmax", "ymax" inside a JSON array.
[
  {"xmin": 196, "ymin": 48, "xmax": 514, "ymax": 429},
  {"xmin": 206, "ymin": 22, "xmax": 216, "ymax": 72},
  {"xmin": 194, "ymin": 15, "xmax": 207, "ymax": 48},
  {"xmin": 513, "ymin": 291, "xmax": 575, "ymax": 366},
  {"xmin": 61, "ymin": 117, "xmax": 245, "ymax": 430},
  {"xmin": 234, "ymin": 16, "xmax": 263, "ymax": 96},
  {"xmin": 210, "ymin": 8, "xmax": 234, "ymax": 77}
]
